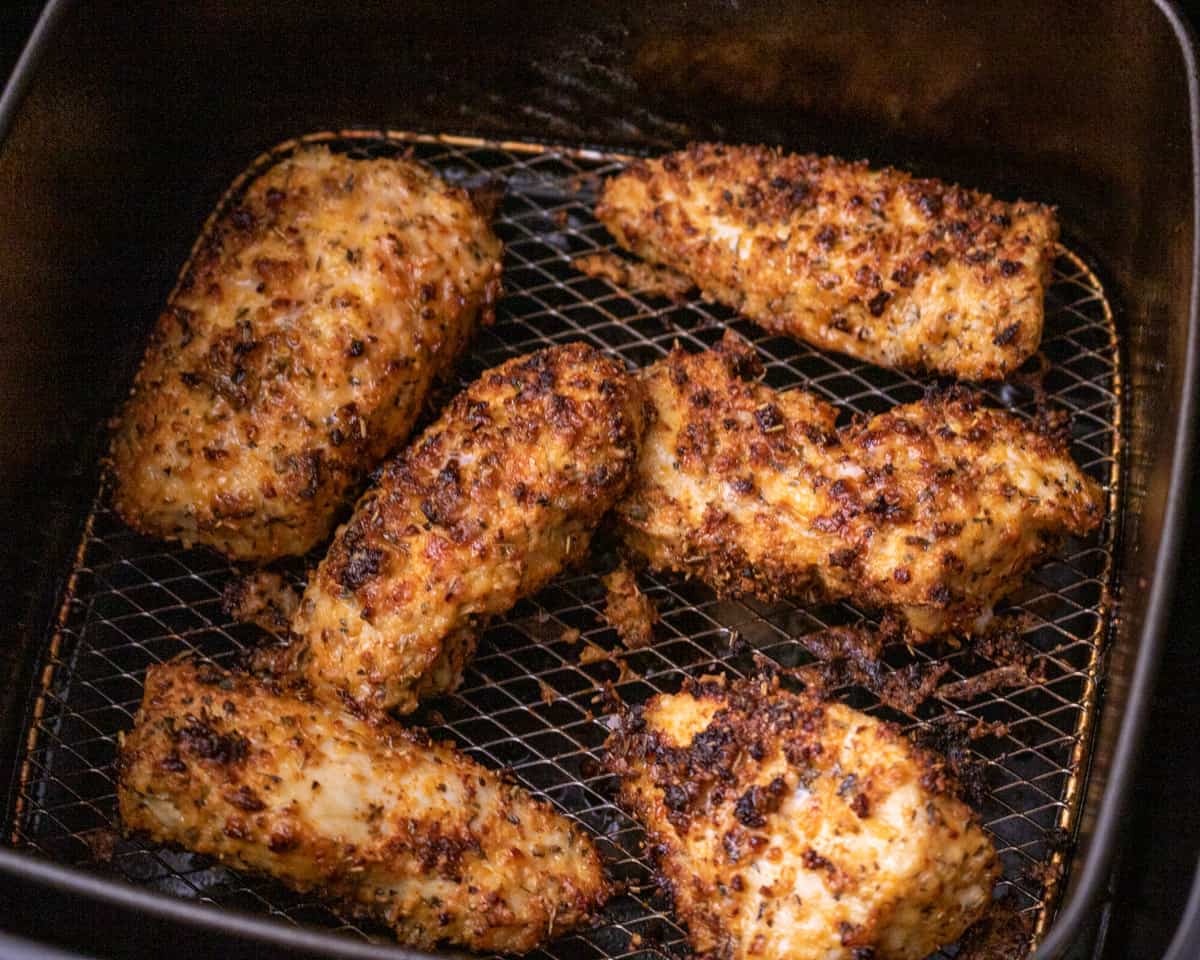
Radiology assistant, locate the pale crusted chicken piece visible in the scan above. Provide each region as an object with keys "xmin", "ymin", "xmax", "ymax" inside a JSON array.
[
  {"xmin": 616, "ymin": 333, "xmax": 1102, "ymax": 638},
  {"xmin": 606, "ymin": 675, "xmax": 998, "ymax": 960},
  {"xmin": 111, "ymin": 146, "xmax": 502, "ymax": 562},
  {"xmin": 285, "ymin": 343, "xmax": 648, "ymax": 713},
  {"xmin": 117, "ymin": 661, "xmax": 607, "ymax": 953},
  {"xmin": 596, "ymin": 142, "xmax": 1058, "ymax": 380}
]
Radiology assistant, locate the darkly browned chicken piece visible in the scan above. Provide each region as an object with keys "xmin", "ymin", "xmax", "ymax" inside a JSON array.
[
  {"xmin": 111, "ymin": 146, "xmax": 502, "ymax": 562},
  {"xmin": 607, "ymin": 674, "xmax": 998, "ymax": 960},
  {"xmin": 616, "ymin": 333, "xmax": 1102, "ymax": 638},
  {"xmin": 118, "ymin": 661, "xmax": 608, "ymax": 953},
  {"xmin": 283, "ymin": 342, "xmax": 648, "ymax": 713},
  {"xmin": 596, "ymin": 142, "xmax": 1059, "ymax": 380}
]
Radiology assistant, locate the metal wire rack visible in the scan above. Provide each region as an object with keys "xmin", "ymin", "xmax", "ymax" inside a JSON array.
[{"xmin": 8, "ymin": 131, "xmax": 1121, "ymax": 960}]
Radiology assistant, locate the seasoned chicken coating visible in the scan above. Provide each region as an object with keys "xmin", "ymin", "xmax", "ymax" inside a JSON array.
[
  {"xmin": 111, "ymin": 146, "xmax": 502, "ymax": 561},
  {"xmin": 606, "ymin": 675, "xmax": 998, "ymax": 960},
  {"xmin": 596, "ymin": 142, "xmax": 1058, "ymax": 380},
  {"xmin": 285, "ymin": 342, "xmax": 648, "ymax": 713},
  {"xmin": 616, "ymin": 333, "xmax": 1102, "ymax": 637},
  {"xmin": 221, "ymin": 571, "xmax": 301, "ymax": 636},
  {"xmin": 118, "ymin": 660, "xmax": 608, "ymax": 953}
]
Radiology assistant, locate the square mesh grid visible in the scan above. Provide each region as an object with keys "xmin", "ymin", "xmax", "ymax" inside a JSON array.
[{"xmin": 8, "ymin": 132, "xmax": 1121, "ymax": 959}]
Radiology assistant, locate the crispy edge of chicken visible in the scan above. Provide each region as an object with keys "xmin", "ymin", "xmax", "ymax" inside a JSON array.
[
  {"xmin": 595, "ymin": 142, "xmax": 1059, "ymax": 380},
  {"xmin": 110, "ymin": 146, "xmax": 502, "ymax": 562},
  {"xmin": 615, "ymin": 332, "xmax": 1103, "ymax": 638},
  {"xmin": 606, "ymin": 674, "xmax": 999, "ymax": 960},
  {"xmin": 117, "ymin": 660, "xmax": 609, "ymax": 953},
  {"xmin": 283, "ymin": 342, "xmax": 649, "ymax": 713}
]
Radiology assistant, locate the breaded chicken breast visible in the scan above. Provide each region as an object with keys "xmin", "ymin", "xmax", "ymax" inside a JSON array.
[
  {"xmin": 606, "ymin": 675, "xmax": 998, "ymax": 960},
  {"xmin": 595, "ymin": 143, "xmax": 1058, "ymax": 380},
  {"xmin": 118, "ymin": 660, "xmax": 607, "ymax": 953},
  {"xmin": 111, "ymin": 146, "xmax": 502, "ymax": 562},
  {"xmin": 616, "ymin": 333, "xmax": 1102, "ymax": 637},
  {"xmin": 283, "ymin": 342, "xmax": 648, "ymax": 714}
]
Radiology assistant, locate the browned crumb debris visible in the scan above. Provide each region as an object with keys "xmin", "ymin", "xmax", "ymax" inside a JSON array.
[
  {"xmin": 934, "ymin": 621, "xmax": 1042, "ymax": 701},
  {"xmin": 602, "ymin": 565, "xmax": 659, "ymax": 650},
  {"xmin": 221, "ymin": 571, "xmax": 301, "ymax": 636},
  {"xmin": 247, "ymin": 637, "xmax": 303, "ymax": 680},
  {"xmin": 912, "ymin": 717, "xmax": 988, "ymax": 807},
  {"xmin": 579, "ymin": 641, "xmax": 612, "ymax": 665},
  {"xmin": 572, "ymin": 251, "xmax": 696, "ymax": 302},
  {"xmin": 591, "ymin": 681, "xmax": 625, "ymax": 715},
  {"xmin": 80, "ymin": 827, "xmax": 119, "ymax": 863},
  {"xmin": 970, "ymin": 623, "xmax": 1041, "ymax": 672},
  {"xmin": 953, "ymin": 899, "xmax": 1034, "ymax": 960},
  {"xmin": 467, "ymin": 180, "xmax": 505, "ymax": 224},
  {"xmin": 969, "ymin": 718, "xmax": 1012, "ymax": 740},
  {"xmin": 779, "ymin": 621, "xmax": 1040, "ymax": 713},
  {"xmin": 1026, "ymin": 856, "xmax": 1065, "ymax": 895},
  {"xmin": 939, "ymin": 665, "xmax": 1032, "ymax": 701},
  {"xmin": 538, "ymin": 679, "xmax": 560, "ymax": 706},
  {"xmin": 775, "ymin": 627, "xmax": 951, "ymax": 714}
]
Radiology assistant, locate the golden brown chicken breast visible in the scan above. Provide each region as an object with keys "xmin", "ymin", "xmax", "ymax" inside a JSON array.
[
  {"xmin": 616, "ymin": 333, "xmax": 1103, "ymax": 637},
  {"xmin": 606, "ymin": 674, "xmax": 998, "ymax": 960},
  {"xmin": 111, "ymin": 146, "xmax": 503, "ymax": 562},
  {"xmin": 283, "ymin": 342, "xmax": 648, "ymax": 714},
  {"xmin": 595, "ymin": 143, "xmax": 1058, "ymax": 380},
  {"xmin": 118, "ymin": 660, "xmax": 608, "ymax": 953}
]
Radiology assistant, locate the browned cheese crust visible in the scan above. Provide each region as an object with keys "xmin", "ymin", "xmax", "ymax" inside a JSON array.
[
  {"xmin": 117, "ymin": 661, "xmax": 608, "ymax": 953},
  {"xmin": 602, "ymin": 565, "xmax": 659, "ymax": 649},
  {"xmin": 288, "ymin": 342, "xmax": 649, "ymax": 713},
  {"xmin": 111, "ymin": 146, "xmax": 503, "ymax": 561},
  {"xmin": 221, "ymin": 571, "xmax": 301, "ymax": 635},
  {"xmin": 606, "ymin": 675, "xmax": 999, "ymax": 960},
  {"xmin": 615, "ymin": 333, "xmax": 1103, "ymax": 637},
  {"xmin": 571, "ymin": 251, "xmax": 696, "ymax": 301},
  {"xmin": 595, "ymin": 143, "xmax": 1059, "ymax": 380}
]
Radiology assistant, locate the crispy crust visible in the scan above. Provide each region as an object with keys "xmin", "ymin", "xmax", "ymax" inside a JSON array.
[
  {"xmin": 606, "ymin": 675, "xmax": 999, "ymax": 960},
  {"xmin": 117, "ymin": 661, "xmax": 608, "ymax": 953},
  {"xmin": 616, "ymin": 332, "xmax": 1103, "ymax": 638},
  {"xmin": 596, "ymin": 143, "xmax": 1058, "ymax": 380},
  {"xmin": 571, "ymin": 251, "xmax": 696, "ymax": 301},
  {"xmin": 601, "ymin": 565, "xmax": 659, "ymax": 649},
  {"xmin": 289, "ymin": 342, "xmax": 649, "ymax": 713},
  {"xmin": 221, "ymin": 571, "xmax": 300, "ymax": 635},
  {"xmin": 111, "ymin": 146, "xmax": 502, "ymax": 561}
]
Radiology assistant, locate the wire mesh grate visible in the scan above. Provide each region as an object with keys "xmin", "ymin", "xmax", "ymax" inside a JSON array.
[{"xmin": 7, "ymin": 132, "xmax": 1122, "ymax": 959}]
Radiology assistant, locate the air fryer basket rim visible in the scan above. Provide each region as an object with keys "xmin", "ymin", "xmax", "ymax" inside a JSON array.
[
  {"xmin": 0, "ymin": 0, "xmax": 70, "ymax": 147},
  {"xmin": 1040, "ymin": 0, "xmax": 1200, "ymax": 956},
  {"xmin": 0, "ymin": 1, "xmax": 1197, "ymax": 958},
  {"xmin": 1041, "ymin": 2, "xmax": 1200, "ymax": 953}
]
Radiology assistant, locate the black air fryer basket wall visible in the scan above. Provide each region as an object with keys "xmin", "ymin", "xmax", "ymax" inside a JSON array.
[{"xmin": 0, "ymin": 2, "xmax": 1196, "ymax": 959}]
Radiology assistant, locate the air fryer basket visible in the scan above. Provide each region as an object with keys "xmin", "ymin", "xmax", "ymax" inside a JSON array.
[
  {"xmin": 0, "ymin": 4, "xmax": 1196, "ymax": 960},
  {"xmin": 6, "ymin": 130, "xmax": 1122, "ymax": 960}
]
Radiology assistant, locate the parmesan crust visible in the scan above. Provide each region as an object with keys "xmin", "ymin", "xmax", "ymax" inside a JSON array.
[
  {"xmin": 118, "ymin": 661, "xmax": 608, "ymax": 954},
  {"xmin": 607, "ymin": 675, "xmax": 998, "ymax": 959},
  {"xmin": 112, "ymin": 147, "xmax": 502, "ymax": 561},
  {"xmin": 616, "ymin": 333, "xmax": 1102, "ymax": 638},
  {"xmin": 596, "ymin": 143, "xmax": 1058, "ymax": 380},
  {"xmin": 287, "ymin": 343, "xmax": 648, "ymax": 713}
]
